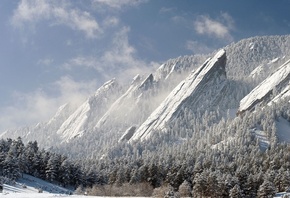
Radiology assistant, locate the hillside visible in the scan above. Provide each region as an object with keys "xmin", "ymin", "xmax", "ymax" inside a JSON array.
[{"xmin": 1, "ymin": 35, "xmax": 290, "ymax": 159}]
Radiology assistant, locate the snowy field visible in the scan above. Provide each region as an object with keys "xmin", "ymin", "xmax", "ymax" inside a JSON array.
[
  {"xmin": 1, "ymin": 174, "xmax": 147, "ymax": 198},
  {"xmin": 2, "ymin": 193, "xmax": 146, "ymax": 198},
  {"xmin": 1, "ymin": 193, "xmax": 89, "ymax": 197}
]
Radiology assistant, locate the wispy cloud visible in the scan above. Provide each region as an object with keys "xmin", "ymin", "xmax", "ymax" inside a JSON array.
[
  {"xmin": 0, "ymin": 76, "xmax": 98, "ymax": 131},
  {"xmin": 11, "ymin": 0, "xmax": 102, "ymax": 38},
  {"xmin": 102, "ymin": 16, "xmax": 119, "ymax": 27},
  {"xmin": 186, "ymin": 40, "xmax": 213, "ymax": 54},
  {"xmin": 64, "ymin": 27, "xmax": 157, "ymax": 82},
  {"xmin": 159, "ymin": 7, "xmax": 175, "ymax": 14},
  {"xmin": 92, "ymin": 0, "xmax": 148, "ymax": 10},
  {"xmin": 194, "ymin": 13, "xmax": 235, "ymax": 41}
]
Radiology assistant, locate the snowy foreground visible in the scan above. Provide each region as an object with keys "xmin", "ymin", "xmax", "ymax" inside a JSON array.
[
  {"xmin": 1, "ymin": 173, "xmax": 289, "ymax": 198},
  {"xmin": 1, "ymin": 194, "xmax": 87, "ymax": 198},
  {"xmin": 1, "ymin": 174, "xmax": 146, "ymax": 198},
  {"xmin": 2, "ymin": 191, "xmax": 290, "ymax": 198},
  {"xmin": 1, "ymin": 193, "xmax": 145, "ymax": 198}
]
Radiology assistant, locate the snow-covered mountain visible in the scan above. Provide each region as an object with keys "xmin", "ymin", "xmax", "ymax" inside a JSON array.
[
  {"xmin": 1, "ymin": 35, "xmax": 290, "ymax": 158},
  {"xmin": 95, "ymin": 74, "xmax": 156, "ymax": 131},
  {"xmin": 56, "ymin": 79, "xmax": 122, "ymax": 142},
  {"xmin": 129, "ymin": 49, "xmax": 227, "ymax": 142},
  {"xmin": 238, "ymin": 58, "xmax": 290, "ymax": 114},
  {"xmin": 0, "ymin": 102, "xmax": 76, "ymax": 148}
]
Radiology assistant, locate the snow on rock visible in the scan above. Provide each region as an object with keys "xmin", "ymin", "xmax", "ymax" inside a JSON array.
[
  {"xmin": 249, "ymin": 42, "xmax": 255, "ymax": 50},
  {"xmin": 46, "ymin": 103, "xmax": 72, "ymax": 127},
  {"xmin": 118, "ymin": 126, "xmax": 137, "ymax": 142},
  {"xmin": 250, "ymin": 128, "xmax": 270, "ymax": 150},
  {"xmin": 154, "ymin": 54, "xmax": 207, "ymax": 82},
  {"xmin": 268, "ymin": 57, "xmax": 280, "ymax": 64},
  {"xmin": 249, "ymin": 64, "xmax": 264, "ymax": 78},
  {"xmin": 269, "ymin": 84, "xmax": 290, "ymax": 104},
  {"xmin": 95, "ymin": 74, "xmax": 154, "ymax": 130},
  {"xmin": 238, "ymin": 59, "xmax": 290, "ymax": 114},
  {"xmin": 57, "ymin": 79, "xmax": 121, "ymax": 142},
  {"xmin": 129, "ymin": 49, "xmax": 227, "ymax": 142}
]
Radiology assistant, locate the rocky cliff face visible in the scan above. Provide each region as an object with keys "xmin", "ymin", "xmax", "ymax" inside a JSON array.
[
  {"xmin": 238, "ymin": 59, "xmax": 290, "ymax": 114},
  {"xmin": 56, "ymin": 79, "xmax": 122, "ymax": 142},
  {"xmin": 94, "ymin": 73, "xmax": 157, "ymax": 131},
  {"xmin": 129, "ymin": 49, "xmax": 228, "ymax": 142}
]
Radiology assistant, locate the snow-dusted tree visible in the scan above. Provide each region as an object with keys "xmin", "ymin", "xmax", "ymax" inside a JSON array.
[
  {"xmin": 192, "ymin": 172, "xmax": 206, "ymax": 197},
  {"xmin": 257, "ymin": 180, "xmax": 276, "ymax": 198},
  {"xmin": 3, "ymin": 143, "xmax": 21, "ymax": 180},
  {"xmin": 129, "ymin": 168, "xmax": 141, "ymax": 184},
  {"xmin": 59, "ymin": 159, "xmax": 72, "ymax": 186},
  {"xmin": 45, "ymin": 154, "xmax": 61, "ymax": 182},
  {"xmin": 229, "ymin": 184, "xmax": 244, "ymax": 198},
  {"xmin": 178, "ymin": 180, "xmax": 192, "ymax": 197}
]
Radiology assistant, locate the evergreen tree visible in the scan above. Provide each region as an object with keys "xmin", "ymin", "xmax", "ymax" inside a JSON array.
[
  {"xmin": 178, "ymin": 180, "xmax": 192, "ymax": 197},
  {"xmin": 45, "ymin": 154, "xmax": 60, "ymax": 182},
  {"xmin": 257, "ymin": 180, "xmax": 276, "ymax": 198},
  {"xmin": 229, "ymin": 184, "xmax": 244, "ymax": 198}
]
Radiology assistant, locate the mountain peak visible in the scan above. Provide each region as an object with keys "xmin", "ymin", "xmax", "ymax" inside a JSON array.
[
  {"xmin": 238, "ymin": 58, "xmax": 290, "ymax": 114},
  {"xmin": 129, "ymin": 49, "xmax": 227, "ymax": 142}
]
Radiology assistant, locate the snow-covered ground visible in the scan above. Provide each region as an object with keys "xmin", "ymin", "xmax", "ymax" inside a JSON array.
[
  {"xmin": 1, "ymin": 194, "xmax": 145, "ymax": 198},
  {"xmin": 1, "ymin": 174, "xmax": 73, "ymax": 197},
  {"xmin": 1, "ymin": 174, "xmax": 147, "ymax": 197},
  {"xmin": 274, "ymin": 192, "xmax": 290, "ymax": 197},
  {"xmin": 250, "ymin": 127, "xmax": 270, "ymax": 150}
]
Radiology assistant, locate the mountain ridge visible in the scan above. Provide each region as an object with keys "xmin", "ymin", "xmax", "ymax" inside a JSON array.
[
  {"xmin": 129, "ymin": 49, "xmax": 227, "ymax": 142},
  {"xmin": 1, "ymin": 34, "xmax": 290, "ymax": 159}
]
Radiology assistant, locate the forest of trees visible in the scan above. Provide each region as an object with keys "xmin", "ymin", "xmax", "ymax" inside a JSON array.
[
  {"xmin": 2, "ymin": 97, "xmax": 290, "ymax": 197},
  {"xmin": 0, "ymin": 137, "xmax": 102, "ymax": 188}
]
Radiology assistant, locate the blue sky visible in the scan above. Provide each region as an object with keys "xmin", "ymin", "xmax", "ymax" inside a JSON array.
[{"xmin": 0, "ymin": 0, "xmax": 289, "ymax": 131}]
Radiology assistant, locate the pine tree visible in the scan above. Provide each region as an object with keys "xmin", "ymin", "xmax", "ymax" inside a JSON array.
[
  {"xmin": 192, "ymin": 172, "xmax": 206, "ymax": 197},
  {"xmin": 178, "ymin": 180, "xmax": 192, "ymax": 197},
  {"xmin": 229, "ymin": 184, "xmax": 244, "ymax": 198},
  {"xmin": 59, "ymin": 159, "xmax": 72, "ymax": 186},
  {"xmin": 45, "ymin": 154, "xmax": 60, "ymax": 182},
  {"xmin": 257, "ymin": 180, "xmax": 276, "ymax": 198}
]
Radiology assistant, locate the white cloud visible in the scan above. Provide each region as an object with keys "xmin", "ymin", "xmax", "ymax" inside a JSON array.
[
  {"xmin": 159, "ymin": 7, "xmax": 175, "ymax": 14},
  {"xmin": 0, "ymin": 25, "xmax": 157, "ymax": 130},
  {"xmin": 64, "ymin": 27, "xmax": 156, "ymax": 82},
  {"xmin": 92, "ymin": 0, "xmax": 148, "ymax": 10},
  {"xmin": 11, "ymin": 0, "xmax": 102, "ymax": 38},
  {"xmin": 194, "ymin": 13, "xmax": 235, "ymax": 41},
  {"xmin": 186, "ymin": 40, "xmax": 213, "ymax": 54},
  {"xmin": 102, "ymin": 16, "xmax": 119, "ymax": 27},
  {"xmin": 0, "ymin": 76, "xmax": 98, "ymax": 131}
]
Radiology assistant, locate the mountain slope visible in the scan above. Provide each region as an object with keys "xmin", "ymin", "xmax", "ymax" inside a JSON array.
[
  {"xmin": 238, "ymin": 58, "xmax": 290, "ymax": 114},
  {"xmin": 0, "ymin": 103, "xmax": 75, "ymax": 148},
  {"xmin": 95, "ymin": 74, "xmax": 155, "ymax": 131},
  {"xmin": 129, "ymin": 49, "xmax": 227, "ymax": 142},
  {"xmin": 56, "ymin": 79, "xmax": 122, "ymax": 142}
]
